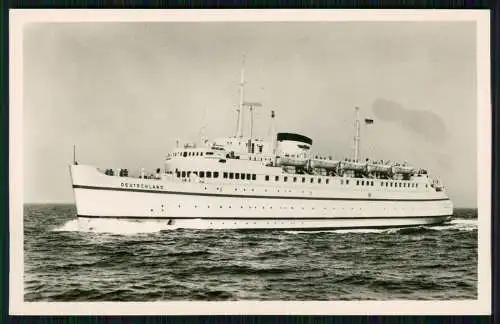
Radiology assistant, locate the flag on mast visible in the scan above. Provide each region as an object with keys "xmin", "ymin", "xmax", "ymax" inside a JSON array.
[{"xmin": 364, "ymin": 118, "xmax": 374, "ymax": 125}]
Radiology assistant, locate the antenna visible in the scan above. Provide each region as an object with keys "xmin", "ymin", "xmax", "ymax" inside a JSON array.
[
  {"xmin": 236, "ymin": 54, "xmax": 246, "ymax": 138},
  {"xmin": 353, "ymin": 107, "xmax": 360, "ymax": 162}
]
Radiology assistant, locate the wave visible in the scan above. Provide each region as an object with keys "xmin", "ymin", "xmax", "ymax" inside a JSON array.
[
  {"xmin": 285, "ymin": 228, "xmax": 387, "ymax": 234},
  {"xmin": 52, "ymin": 216, "xmax": 477, "ymax": 236},
  {"xmin": 431, "ymin": 218, "xmax": 477, "ymax": 232},
  {"xmin": 285, "ymin": 218, "xmax": 477, "ymax": 235},
  {"xmin": 52, "ymin": 219, "xmax": 79, "ymax": 232},
  {"xmin": 51, "ymin": 218, "xmax": 177, "ymax": 235}
]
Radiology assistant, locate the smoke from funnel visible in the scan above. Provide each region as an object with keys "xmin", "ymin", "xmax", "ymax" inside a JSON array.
[{"xmin": 372, "ymin": 98, "xmax": 448, "ymax": 143}]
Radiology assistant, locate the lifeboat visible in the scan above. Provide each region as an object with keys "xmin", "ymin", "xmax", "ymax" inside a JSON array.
[
  {"xmin": 277, "ymin": 155, "xmax": 308, "ymax": 167},
  {"xmin": 310, "ymin": 158, "xmax": 340, "ymax": 170},
  {"xmin": 340, "ymin": 161, "xmax": 367, "ymax": 171},
  {"xmin": 366, "ymin": 163, "xmax": 392, "ymax": 174},
  {"xmin": 392, "ymin": 165, "xmax": 415, "ymax": 175}
]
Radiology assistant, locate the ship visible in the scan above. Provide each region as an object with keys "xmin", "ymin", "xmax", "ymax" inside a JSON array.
[{"xmin": 69, "ymin": 60, "xmax": 453, "ymax": 231}]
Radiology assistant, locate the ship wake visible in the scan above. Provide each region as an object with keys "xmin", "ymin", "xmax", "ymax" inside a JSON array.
[
  {"xmin": 284, "ymin": 218, "xmax": 477, "ymax": 235},
  {"xmin": 51, "ymin": 217, "xmax": 477, "ymax": 235}
]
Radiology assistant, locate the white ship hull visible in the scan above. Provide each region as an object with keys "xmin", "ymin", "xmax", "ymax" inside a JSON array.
[{"xmin": 70, "ymin": 165, "xmax": 453, "ymax": 230}]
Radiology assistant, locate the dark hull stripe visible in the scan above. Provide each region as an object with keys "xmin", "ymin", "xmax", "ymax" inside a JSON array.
[
  {"xmin": 78, "ymin": 215, "xmax": 452, "ymax": 221},
  {"xmin": 72, "ymin": 185, "xmax": 450, "ymax": 202}
]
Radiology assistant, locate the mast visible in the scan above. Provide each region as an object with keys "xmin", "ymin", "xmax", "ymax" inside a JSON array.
[
  {"xmin": 243, "ymin": 102, "xmax": 262, "ymax": 139},
  {"xmin": 270, "ymin": 110, "xmax": 276, "ymax": 154},
  {"xmin": 236, "ymin": 54, "xmax": 246, "ymax": 138},
  {"xmin": 354, "ymin": 107, "xmax": 360, "ymax": 162},
  {"xmin": 73, "ymin": 144, "xmax": 77, "ymax": 165}
]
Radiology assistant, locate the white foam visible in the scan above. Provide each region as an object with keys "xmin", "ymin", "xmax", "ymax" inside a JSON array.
[
  {"xmin": 52, "ymin": 219, "xmax": 79, "ymax": 232},
  {"xmin": 51, "ymin": 218, "xmax": 179, "ymax": 235},
  {"xmin": 432, "ymin": 218, "xmax": 477, "ymax": 232},
  {"xmin": 52, "ymin": 217, "xmax": 477, "ymax": 235},
  {"xmin": 284, "ymin": 228, "xmax": 388, "ymax": 234},
  {"xmin": 450, "ymin": 218, "xmax": 477, "ymax": 225}
]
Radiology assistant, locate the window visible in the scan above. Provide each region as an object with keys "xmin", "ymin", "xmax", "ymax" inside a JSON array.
[
  {"xmin": 356, "ymin": 180, "xmax": 359, "ymax": 185},
  {"xmin": 380, "ymin": 181, "xmax": 384, "ymax": 186},
  {"xmin": 223, "ymin": 172, "xmax": 228, "ymax": 179},
  {"xmin": 207, "ymin": 171, "xmax": 212, "ymax": 178},
  {"xmin": 252, "ymin": 174, "xmax": 256, "ymax": 181},
  {"xmin": 183, "ymin": 152, "xmax": 187, "ymax": 157},
  {"xmin": 246, "ymin": 174, "xmax": 251, "ymax": 180},
  {"xmin": 293, "ymin": 177, "xmax": 297, "ymax": 183},
  {"xmin": 199, "ymin": 171, "xmax": 205, "ymax": 178},
  {"xmin": 240, "ymin": 173, "xmax": 245, "ymax": 179},
  {"xmin": 361, "ymin": 181, "xmax": 365, "ymax": 186},
  {"xmin": 346, "ymin": 179, "xmax": 350, "ymax": 185},
  {"xmin": 390, "ymin": 182, "xmax": 393, "ymax": 187},
  {"xmin": 326, "ymin": 179, "xmax": 329, "ymax": 184},
  {"xmin": 318, "ymin": 178, "xmax": 321, "ymax": 184},
  {"xmin": 206, "ymin": 152, "xmax": 214, "ymax": 156},
  {"xmin": 214, "ymin": 172, "xmax": 219, "ymax": 178},
  {"xmin": 284, "ymin": 176, "xmax": 288, "ymax": 182},
  {"xmin": 200, "ymin": 152, "xmax": 204, "ymax": 156},
  {"xmin": 341, "ymin": 179, "xmax": 344, "ymax": 185},
  {"xmin": 187, "ymin": 171, "xmax": 191, "ymax": 177},
  {"xmin": 310, "ymin": 178, "xmax": 314, "ymax": 183},
  {"xmin": 229, "ymin": 172, "xmax": 234, "ymax": 179},
  {"xmin": 371, "ymin": 181, "xmax": 374, "ymax": 186},
  {"xmin": 265, "ymin": 175, "xmax": 270, "ymax": 181},
  {"xmin": 181, "ymin": 171, "xmax": 186, "ymax": 177},
  {"xmin": 275, "ymin": 176, "xmax": 279, "ymax": 181},
  {"xmin": 235, "ymin": 173, "xmax": 240, "ymax": 180},
  {"xmin": 302, "ymin": 177, "xmax": 306, "ymax": 183}
]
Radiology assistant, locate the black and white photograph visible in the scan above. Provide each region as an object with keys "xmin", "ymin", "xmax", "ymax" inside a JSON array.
[{"xmin": 10, "ymin": 10, "xmax": 491, "ymax": 315}]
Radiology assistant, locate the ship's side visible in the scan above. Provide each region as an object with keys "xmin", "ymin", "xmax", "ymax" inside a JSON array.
[{"xmin": 70, "ymin": 157, "xmax": 453, "ymax": 230}]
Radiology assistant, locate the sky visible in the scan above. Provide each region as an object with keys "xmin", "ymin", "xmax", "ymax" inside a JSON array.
[{"xmin": 23, "ymin": 21, "xmax": 477, "ymax": 207}]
